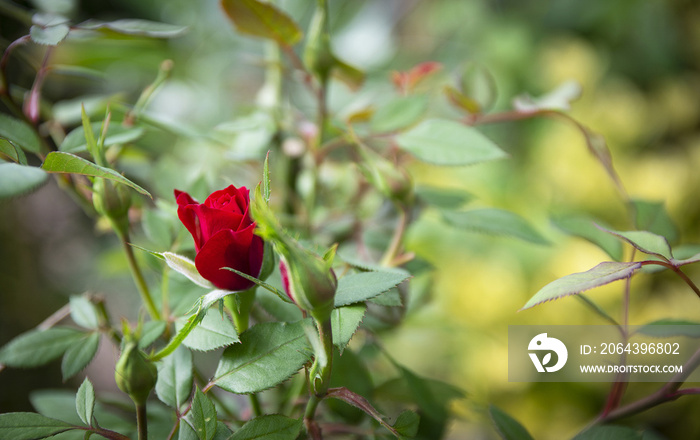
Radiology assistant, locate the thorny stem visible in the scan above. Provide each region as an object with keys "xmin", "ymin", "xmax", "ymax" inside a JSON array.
[{"xmin": 120, "ymin": 233, "xmax": 160, "ymax": 321}]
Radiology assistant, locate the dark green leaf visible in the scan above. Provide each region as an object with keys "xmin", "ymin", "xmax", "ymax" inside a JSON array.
[
  {"xmin": 0, "ymin": 163, "xmax": 48, "ymax": 199},
  {"xmin": 69, "ymin": 296, "xmax": 100, "ymax": 329},
  {"xmin": 396, "ymin": 119, "xmax": 507, "ymax": 166},
  {"xmin": 393, "ymin": 410, "xmax": 420, "ymax": 439},
  {"xmin": 41, "ymin": 152, "xmax": 151, "ymax": 197},
  {"xmin": 489, "ymin": 405, "xmax": 535, "ymax": 440},
  {"xmin": 371, "ymin": 95, "xmax": 428, "ymax": 133},
  {"xmin": 213, "ymin": 321, "xmax": 311, "ymax": 394},
  {"xmin": 552, "ymin": 215, "xmax": 623, "ymax": 261},
  {"xmin": 443, "ymin": 209, "xmax": 549, "ymax": 245},
  {"xmin": 637, "ymin": 319, "xmax": 700, "ymax": 338},
  {"xmin": 334, "ymin": 271, "xmax": 410, "ymax": 307},
  {"xmin": 78, "ymin": 19, "xmax": 188, "ymax": 38},
  {"xmin": 61, "ymin": 332, "xmax": 100, "ymax": 380},
  {"xmin": 184, "ymin": 388, "xmax": 217, "ymax": 440},
  {"xmin": 176, "ymin": 307, "xmax": 239, "ymax": 351},
  {"xmin": 0, "ymin": 113, "xmax": 42, "ymax": 153},
  {"xmin": 0, "ymin": 327, "xmax": 83, "ymax": 368},
  {"xmin": 572, "ymin": 425, "xmax": 642, "ymax": 440},
  {"xmin": 0, "ymin": 412, "xmax": 75, "ymax": 440},
  {"xmin": 60, "ymin": 123, "xmax": 145, "ymax": 154},
  {"xmin": 599, "ymin": 227, "xmax": 673, "ymax": 260},
  {"xmin": 228, "ymin": 414, "xmax": 302, "ymax": 440},
  {"xmin": 415, "ymin": 185, "xmax": 473, "ymax": 210},
  {"xmin": 328, "ymin": 349, "xmax": 373, "ymax": 422},
  {"xmin": 331, "ymin": 304, "xmax": 366, "ymax": 353},
  {"xmin": 0, "ymin": 138, "xmax": 28, "ymax": 164},
  {"xmin": 75, "ymin": 378, "xmax": 95, "ymax": 426},
  {"xmin": 156, "ymin": 346, "xmax": 193, "ymax": 410},
  {"xmin": 632, "ymin": 199, "xmax": 679, "ymax": 244},
  {"xmin": 522, "ymin": 262, "xmax": 641, "ymax": 310},
  {"xmin": 220, "ymin": 0, "xmax": 302, "ymax": 45}
]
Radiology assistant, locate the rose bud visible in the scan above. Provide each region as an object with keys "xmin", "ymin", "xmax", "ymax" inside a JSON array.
[
  {"xmin": 114, "ymin": 340, "xmax": 157, "ymax": 405},
  {"xmin": 93, "ymin": 178, "xmax": 132, "ymax": 237},
  {"xmin": 175, "ymin": 185, "xmax": 264, "ymax": 291}
]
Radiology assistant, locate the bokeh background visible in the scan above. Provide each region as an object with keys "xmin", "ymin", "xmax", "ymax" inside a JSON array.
[{"xmin": 2, "ymin": 0, "xmax": 700, "ymax": 439}]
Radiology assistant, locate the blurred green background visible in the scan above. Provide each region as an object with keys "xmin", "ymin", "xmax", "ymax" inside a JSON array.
[{"xmin": 2, "ymin": 0, "xmax": 700, "ymax": 438}]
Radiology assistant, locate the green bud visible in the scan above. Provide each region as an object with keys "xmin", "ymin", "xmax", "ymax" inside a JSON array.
[
  {"xmin": 114, "ymin": 340, "xmax": 157, "ymax": 405},
  {"xmin": 358, "ymin": 147, "xmax": 414, "ymax": 205},
  {"xmin": 303, "ymin": 0, "xmax": 334, "ymax": 83},
  {"xmin": 93, "ymin": 178, "xmax": 131, "ymax": 237}
]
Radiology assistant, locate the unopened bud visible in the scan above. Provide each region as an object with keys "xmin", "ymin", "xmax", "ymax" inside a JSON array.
[
  {"xmin": 114, "ymin": 340, "xmax": 157, "ymax": 405},
  {"xmin": 93, "ymin": 179, "xmax": 131, "ymax": 236}
]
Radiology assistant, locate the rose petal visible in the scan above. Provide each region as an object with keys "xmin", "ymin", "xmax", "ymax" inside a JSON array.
[
  {"xmin": 191, "ymin": 204, "xmax": 244, "ymax": 242},
  {"xmin": 194, "ymin": 225, "xmax": 259, "ymax": 291}
]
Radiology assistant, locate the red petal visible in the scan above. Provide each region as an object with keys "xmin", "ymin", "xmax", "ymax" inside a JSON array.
[{"xmin": 191, "ymin": 205, "xmax": 244, "ymax": 243}]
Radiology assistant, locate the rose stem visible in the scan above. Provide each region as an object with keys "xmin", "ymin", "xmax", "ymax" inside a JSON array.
[{"xmin": 120, "ymin": 233, "xmax": 160, "ymax": 321}]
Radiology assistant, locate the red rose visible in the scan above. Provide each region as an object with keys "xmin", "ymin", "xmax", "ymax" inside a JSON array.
[{"xmin": 174, "ymin": 185, "xmax": 264, "ymax": 291}]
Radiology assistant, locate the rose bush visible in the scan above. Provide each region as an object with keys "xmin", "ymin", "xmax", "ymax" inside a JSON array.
[{"xmin": 175, "ymin": 185, "xmax": 264, "ymax": 291}]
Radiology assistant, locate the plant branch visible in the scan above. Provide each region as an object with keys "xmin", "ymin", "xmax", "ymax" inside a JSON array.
[
  {"xmin": 640, "ymin": 260, "xmax": 700, "ymax": 299},
  {"xmin": 121, "ymin": 234, "xmax": 160, "ymax": 321},
  {"xmin": 136, "ymin": 402, "xmax": 148, "ymax": 440},
  {"xmin": 380, "ymin": 205, "xmax": 408, "ymax": 267}
]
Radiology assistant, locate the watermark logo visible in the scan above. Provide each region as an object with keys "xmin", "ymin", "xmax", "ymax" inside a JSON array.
[{"xmin": 528, "ymin": 333, "xmax": 568, "ymax": 373}]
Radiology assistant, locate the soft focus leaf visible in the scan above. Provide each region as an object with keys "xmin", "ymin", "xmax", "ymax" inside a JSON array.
[
  {"xmin": 637, "ymin": 319, "xmax": 700, "ymax": 338},
  {"xmin": 572, "ymin": 425, "xmax": 642, "ymax": 440},
  {"xmin": 213, "ymin": 321, "xmax": 311, "ymax": 394},
  {"xmin": 61, "ymin": 332, "xmax": 99, "ymax": 380},
  {"xmin": 0, "ymin": 413, "xmax": 75, "ymax": 440},
  {"xmin": 75, "ymin": 378, "xmax": 95, "ymax": 426},
  {"xmin": 60, "ymin": 123, "xmax": 145, "ymax": 154},
  {"xmin": 30, "ymin": 21, "xmax": 70, "ymax": 45},
  {"xmin": 220, "ymin": 0, "xmax": 302, "ymax": 45},
  {"xmin": 444, "ymin": 85, "xmax": 481, "ymax": 114},
  {"xmin": 69, "ymin": 296, "xmax": 100, "ymax": 329},
  {"xmin": 228, "ymin": 414, "xmax": 302, "ymax": 440},
  {"xmin": 0, "ymin": 113, "xmax": 42, "ymax": 153},
  {"xmin": 334, "ymin": 271, "xmax": 410, "ymax": 307},
  {"xmin": 156, "ymin": 346, "xmax": 193, "ymax": 410},
  {"xmin": 0, "ymin": 163, "xmax": 48, "ymax": 199},
  {"xmin": 396, "ymin": 119, "xmax": 507, "ymax": 166},
  {"xmin": 78, "ymin": 19, "xmax": 188, "ymax": 38},
  {"xmin": 598, "ymin": 227, "xmax": 673, "ymax": 260},
  {"xmin": 393, "ymin": 410, "xmax": 420, "ymax": 439},
  {"xmin": 176, "ymin": 307, "xmax": 239, "ymax": 351},
  {"xmin": 489, "ymin": 405, "xmax": 535, "ymax": 440},
  {"xmin": 139, "ymin": 320, "xmax": 167, "ymax": 349},
  {"xmin": 443, "ymin": 209, "xmax": 549, "ymax": 245},
  {"xmin": 513, "ymin": 80, "xmax": 582, "ymax": 112},
  {"xmin": 0, "ymin": 138, "xmax": 28, "ymax": 164},
  {"xmin": 331, "ymin": 304, "xmax": 366, "ymax": 353},
  {"xmin": 632, "ymin": 199, "xmax": 679, "ymax": 244},
  {"xmin": 522, "ymin": 262, "xmax": 642, "ymax": 310},
  {"xmin": 0, "ymin": 327, "xmax": 83, "ymax": 368},
  {"xmin": 552, "ymin": 215, "xmax": 623, "ymax": 261},
  {"xmin": 41, "ymin": 152, "xmax": 151, "ymax": 197},
  {"xmin": 332, "ymin": 56, "xmax": 365, "ymax": 91},
  {"xmin": 371, "ymin": 95, "xmax": 427, "ymax": 133},
  {"xmin": 415, "ymin": 185, "xmax": 473, "ymax": 209}
]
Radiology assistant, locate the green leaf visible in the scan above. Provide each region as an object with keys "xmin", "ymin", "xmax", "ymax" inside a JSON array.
[
  {"xmin": 184, "ymin": 388, "xmax": 217, "ymax": 440},
  {"xmin": 443, "ymin": 209, "xmax": 549, "ymax": 245},
  {"xmin": 138, "ymin": 320, "xmax": 167, "ymax": 349},
  {"xmin": 0, "ymin": 327, "xmax": 83, "ymax": 368},
  {"xmin": 393, "ymin": 410, "xmax": 420, "ymax": 439},
  {"xmin": 637, "ymin": 319, "xmax": 700, "ymax": 338},
  {"xmin": 0, "ymin": 113, "xmax": 43, "ymax": 153},
  {"xmin": 0, "ymin": 412, "xmax": 75, "ymax": 440},
  {"xmin": 156, "ymin": 346, "xmax": 193, "ymax": 410},
  {"xmin": 489, "ymin": 405, "xmax": 535, "ymax": 440},
  {"xmin": 396, "ymin": 119, "xmax": 507, "ymax": 166},
  {"xmin": 176, "ymin": 307, "xmax": 239, "ymax": 351},
  {"xmin": 334, "ymin": 271, "xmax": 410, "ymax": 307},
  {"xmin": 521, "ymin": 262, "xmax": 641, "ymax": 310},
  {"xmin": 415, "ymin": 185, "xmax": 473, "ymax": 210},
  {"xmin": 572, "ymin": 425, "xmax": 642, "ymax": 440},
  {"xmin": 0, "ymin": 138, "xmax": 28, "ymax": 164},
  {"xmin": 331, "ymin": 304, "xmax": 366, "ymax": 354},
  {"xmin": 75, "ymin": 378, "xmax": 95, "ymax": 426},
  {"xmin": 228, "ymin": 414, "xmax": 302, "ymax": 440},
  {"xmin": 332, "ymin": 56, "xmax": 365, "ymax": 91},
  {"xmin": 369, "ymin": 288, "xmax": 402, "ymax": 307},
  {"xmin": 0, "ymin": 163, "xmax": 48, "ymax": 199},
  {"xmin": 41, "ymin": 152, "xmax": 151, "ymax": 197},
  {"xmin": 220, "ymin": 0, "xmax": 302, "ymax": 45},
  {"xmin": 599, "ymin": 227, "xmax": 673, "ymax": 260},
  {"xmin": 632, "ymin": 199, "xmax": 679, "ymax": 244},
  {"xmin": 552, "ymin": 215, "xmax": 623, "ymax": 261},
  {"xmin": 60, "ymin": 123, "xmax": 145, "ymax": 154},
  {"xmin": 78, "ymin": 19, "xmax": 188, "ymax": 38},
  {"xmin": 61, "ymin": 332, "xmax": 100, "ymax": 381},
  {"xmin": 327, "ymin": 349, "xmax": 373, "ymax": 422},
  {"xmin": 162, "ymin": 252, "xmax": 215, "ymax": 289},
  {"xmin": 371, "ymin": 95, "xmax": 428, "ymax": 133},
  {"xmin": 69, "ymin": 296, "xmax": 100, "ymax": 329},
  {"xmin": 30, "ymin": 22, "xmax": 70, "ymax": 46},
  {"xmin": 213, "ymin": 321, "xmax": 312, "ymax": 394},
  {"xmin": 262, "ymin": 151, "xmax": 271, "ymax": 202}
]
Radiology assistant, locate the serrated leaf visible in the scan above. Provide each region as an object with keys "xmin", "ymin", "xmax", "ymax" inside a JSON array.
[
  {"xmin": 30, "ymin": 23, "xmax": 70, "ymax": 45},
  {"xmin": 0, "ymin": 327, "xmax": 83, "ymax": 368},
  {"xmin": 632, "ymin": 199, "xmax": 679, "ymax": 244},
  {"xmin": 334, "ymin": 271, "xmax": 410, "ymax": 307},
  {"xmin": 161, "ymin": 252, "xmax": 215, "ymax": 289},
  {"xmin": 396, "ymin": 119, "xmax": 507, "ymax": 166},
  {"xmin": 78, "ymin": 19, "xmax": 188, "ymax": 38},
  {"xmin": 331, "ymin": 304, "xmax": 366, "ymax": 354},
  {"xmin": 637, "ymin": 320, "xmax": 700, "ymax": 338},
  {"xmin": 0, "ymin": 112, "xmax": 42, "ymax": 153},
  {"xmin": 69, "ymin": 296, "xmax": 100, "ymax": 329},
  {"xmin": 61, "ymin": 332, "xmax": 100, "ymax": 381},
  {"xmin": 369, "ymin": 288, "xmax": 402, "ymax": 307},
  {"xmin": 156, "ymin": 346, "xmax": 193, "ymax": 410},
  {"xmin": 213, "ymin": 321, "xmax": 311, "ymax": 394},
  {"xmin": 599, "ymin": 227, "xmax": 673, "ymax": 260},
  {"xmin": 220, "ymin": 0, "xmax": 302, "ymax": 45},
  {"xmin": 0, "ymin": 412, "xmax": 75, "ymax": 440},
  {"xmin": 184, "ymin": 388, "xmax": 217, "ymax": 440},
  {"xmin": 572, "ymin": 425, "xmax": 642, "ymax": 440},
  {"xmin": 0, "ymin": 163, "xmax": 48, "ymax": 199},
  {"xmin": 0, "ymin": 138, "xmax": 28, "ymax": 164},
  {"xmin": 75, "ymin": 378, "xmax": 95, "ymax": 426},
  {"xmin": 489, "ymin": 405, "xmax": 535, "ymax": 440},
  {"xmin": 522, "ymin": 262, "xmax": 641, "ymax": 310},
  {"xmin": 513, "ymin": 80, "xmax": 581, "ymax": 112},
  {"xmin": 60, "ymin": 123, "xmax": 145, "ymax": 154},
  {"xmin": 176, "ymin": 307, "xmax": 239, "ymax": 351},
  {"xmin": 443, "ymin": 209, "xmax": 549, "ymax": 245},
  {"xmin": 41, "ymin": 152, "xmax": 151, "ymax": 197},
  {"xmin": 371, "ymin": 95, "xmax": 427, "ymax": 133},
  {"xmin": 552, "ymin": 215, "xmax": 623, "ymax": 261},
  {"xmin": 229, "ymin": 414, "xmax": 302, "ymax": 440},
  {"xmin": 415, "ymin": 185, "xmax": 473, "ymax": 209}
]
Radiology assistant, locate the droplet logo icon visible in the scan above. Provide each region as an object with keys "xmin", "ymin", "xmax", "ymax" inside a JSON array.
[{"xmin": 528, "ymin": 333, "xmax": 568, "ymax": 373}]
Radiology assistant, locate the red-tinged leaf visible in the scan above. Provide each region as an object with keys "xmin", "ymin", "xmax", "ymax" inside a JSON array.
[{"xmin": 220, "ymin": 0, "xmax": 302, "ymax": 45}]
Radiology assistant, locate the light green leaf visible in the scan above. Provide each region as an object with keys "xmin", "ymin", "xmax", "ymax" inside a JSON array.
[
  {"xmin": 220, "ymin": 0, "xmax": 302, "ymax": 45},
  {"xmin": 60, "ymin": 123, "xmax": 145, "ymax": 154},
  {"xmin": 213, "ymin": 321, "xmax": 311, "ymax": 394},
  {"xmin": 632, "ymin": 199, "xmax": 679, "ymax": 244},
  {"xmin": 176, "ymin": 308, "xmax": 239, "ymax": 351},
  {"xmin": 0, "ymin": 113, "xmax": 42, "ymax": 153},
  {"xmin": 75, "ymin": 378, "xmax": 95, "ymax": 426},
  {"xmin": 184, "ymin": 388, "xmax": 217, "ymax": 440},
  {"xmin": 371, "ymin": 95, "xmax": 428, "ymax": 133},
  {"xmin": 0, "ymin": 412, "xmax": 75, "ymax": 440},
  {"xmin": 552, "ymin": 215, "xmax": 623, "ymax": 261},
  {"xmin": 228, "ymin": 414, "xmax": 302, "ymax": 440},
  {"xmin": 138, "ymin": 320, "xmax": 167, "ymax": 349},
  {"xmin": 41, "ymin": 152, "xmax": 151, "ymax": 197},
  {"xmin": 78, "ymin": 19, "xmax": 188, "ymax": 38},
  {"xmin": 599, "ymin": 227, "xmax": 673, "ymax": 260},
  {"xmin": 0, "ymin": 327, "xmax": 83, "ymax": 368},
  {"xmin": 156, "ymin": 346, "xmax": 193, "ymax": 410},
  {"xmin": 415, "ymin": 185, "xmax": 473, "ymax": 210},
  {"xmin": 162, "ymin": 252, "xmax": 215, "ymax": 289},
  {"xmin": 522, "ymin": 262, "xmax": 641, "ymax": 310},
  {"xmin": 0, "ymin": 163, "xmax": 48, "ymax": 199},
  {"xmin": 0, "ymin": 138, "xmax": 28, "ymax": 164},
  {"xmin": 61, "ymin": 332, "xmax": 100, "ymax": 380},
  {"xmin": 30, "ymin": 23, "xmax": 70, "ymax": 46},
  {"xmin": 331, "ymin": 304, "xmax": 366, "ymax": 354},
  {"xmin": 369, "ymin": 288, "xmax": 402, "ymax": 307},
  {"xmin": 572, "ymin": 425, "xmax": 642, "ymax": 440},
  {"xmin": 443, "ymin": 209, "xmax": 549, "ymax": 245},
  {"xmin": 334, "ymin": 271, "xmax": 411, "ymax": 307},
  {"xmin": 396, "ymin": 118, "xmax": 507, "ymax": 166},
  {"xmin": 513, "ymin": 80, "xmax": 581, "ymax": 112},
  {"xmin": 69, "ymin": 296, "xmax": 100, "ymax": 329},
  {"xmin": 637, "ymin": 319, "xmax": 700, "ymax": 338},
  {"xmin": 489, "ymin": 405, "xmax": 535, "ymax": 440}
]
